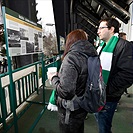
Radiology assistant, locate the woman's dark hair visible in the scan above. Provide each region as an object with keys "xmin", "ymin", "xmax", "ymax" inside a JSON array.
[
  {"xmin": 99, "ymin": 17, "xmax": 121, "ymax": 33},
  {"xmin": 62, "ymin": 29, "xmax": 88, "ymax": 60}
]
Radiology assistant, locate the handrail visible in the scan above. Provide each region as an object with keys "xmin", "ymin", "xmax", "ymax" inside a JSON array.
[{"xmin": 0, "ymin": 54, "xmax": 61, "ymax": 133}]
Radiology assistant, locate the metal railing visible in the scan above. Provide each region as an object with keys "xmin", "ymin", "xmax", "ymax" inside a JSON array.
[{"xmin": 0, "ymin": 54, "xmax": 61, "ymax": 133}]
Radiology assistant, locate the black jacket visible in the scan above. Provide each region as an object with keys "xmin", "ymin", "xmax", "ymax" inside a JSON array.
[
  {"xmin": 106, "ymin": 38, "xmax": 133, "ymax": 102},
  {"xmin": 52, "ymin": 40, "xmax": 97, "ymax": 101}
]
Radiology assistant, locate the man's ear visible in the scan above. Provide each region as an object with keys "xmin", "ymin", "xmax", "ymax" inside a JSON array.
[{"xmin": 110, "ymin": 27, "xmax": 115, "ymax": 34}]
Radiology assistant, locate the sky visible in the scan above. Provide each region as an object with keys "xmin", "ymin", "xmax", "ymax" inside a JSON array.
[{"xmin": 36, "ymin": 0, "xmax": 55, "ymax": 33}]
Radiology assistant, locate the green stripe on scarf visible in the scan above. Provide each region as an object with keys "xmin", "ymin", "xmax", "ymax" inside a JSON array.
[
  {"xmin": 99, "ymin": 35, "xmax": 119, "ymax": 84},
  {"xmin": 102, "ymin": 70, "xmax": 110, "ymax": 85},
  {"xmin": 49, "ymin": 89, "xmax": 56, "ymax": 104},
  {"xmin": 102, "ymin": 36, "xmax": 119, "ymax": 52}
]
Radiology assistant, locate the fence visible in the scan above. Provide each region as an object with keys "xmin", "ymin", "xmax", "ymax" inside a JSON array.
[{"xmin": 0, "ymin": 54, "xmax": 61, "ymax": 133}]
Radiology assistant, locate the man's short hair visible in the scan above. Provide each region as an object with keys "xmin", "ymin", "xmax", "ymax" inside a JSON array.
[
  {"xmin": 119, "ymin": 32, "xmax": 126, "ymax": 37},
  {"xmin": 99, "ymin": 17, "xmax": 121, "ymax": 33}
]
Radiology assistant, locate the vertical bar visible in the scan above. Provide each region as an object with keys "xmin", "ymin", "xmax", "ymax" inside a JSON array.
[
  {"xmin": 17, "ymin": 80, "xmax": 22, "ymax": 104},
  {"xmin": 25, "ymin": 76, "xmax": 28, "ymax": 99},
  {"xmin": 2, "ymin": 7, "xmax": 18, "ymax": 132},
  {"xmin": 8, "ymin": 83, "xmax": 17, "ymax": 112},
  {"xmin": 35, "ymin": 64, "xmax": 39, "ymax": 94},
  {"xmin": 31, "ymin": 73, "xmax": 34, "ymax": 93},
  {"xmin": 0, "ymin": 79, "xmax": 7, "ymax": 129},
  {"xmin": 33, "ymin": 73, "xmax": 36, "ymax": 91},
  {"xmin": 2, "ymin": 88, "xmax": 8, "ymax": 116},
  {"xmin": 41, "ymin": 53, "xmax": 45, "ymax": 105},
  {"xmin": 28, "ymin": 75, "xmax": 31, "ymax": 95},
  {"xmin": 21, "ymin": 78, "xmax": 25, "ymax": 101}
]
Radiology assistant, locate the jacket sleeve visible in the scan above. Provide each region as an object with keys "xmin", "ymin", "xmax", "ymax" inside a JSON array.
[
  {"xmin": 107, "ymin": 40, "xmax": 133, "ymax": 96},
  {"xmin": 51, "ymin": 53, "xmax": 79, "ymax": 100}
]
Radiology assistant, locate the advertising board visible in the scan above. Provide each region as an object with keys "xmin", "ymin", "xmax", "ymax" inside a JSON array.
[{"xmin": 2, "ymin": 7, "xmax": 43, "ymax": 56}]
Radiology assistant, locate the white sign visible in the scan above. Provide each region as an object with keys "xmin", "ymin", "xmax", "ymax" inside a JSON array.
[{"xmin": 3, "ymin": 7, "xmax": 43, "ymax": 56}]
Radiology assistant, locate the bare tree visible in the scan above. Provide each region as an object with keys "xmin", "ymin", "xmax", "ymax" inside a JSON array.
[{"xmin": 43, "ymin": 32, "xmax": 58, "ymax": 57}]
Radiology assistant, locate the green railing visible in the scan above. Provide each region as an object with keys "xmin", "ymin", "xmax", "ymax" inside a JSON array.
[{"xmin": 0, "ymin": 54, "xmax": 61, "ymax": 133}]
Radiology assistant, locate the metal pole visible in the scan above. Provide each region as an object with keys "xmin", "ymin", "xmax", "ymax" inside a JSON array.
[
  {"xmin": 2, "ymin": 7, "xmax": 18, "ymax": 132},
  {"xmin": 41, "ymin": 52, "xmax": 46, "ymax": 105}
]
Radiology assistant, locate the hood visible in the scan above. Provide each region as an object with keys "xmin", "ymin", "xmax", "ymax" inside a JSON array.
[{"xmin": 69, "ymin": 40, "xmax": 97, "ymax": 56}]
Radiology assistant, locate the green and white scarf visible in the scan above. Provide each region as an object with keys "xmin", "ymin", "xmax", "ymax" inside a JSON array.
[
  {"xmin": 97, "ymin": 33, "xmax": 119, "ymax": 84},
  {"xmin": 47, "ymin": 89, "xmax": 58, "ymax": 111}
]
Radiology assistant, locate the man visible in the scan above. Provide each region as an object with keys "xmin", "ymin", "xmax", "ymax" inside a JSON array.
[
  {"xmin": 119, "ymin": 32, "xmax": 130, "ymax": 97},
  {"xmin": 95, "ymin": 17, "xmax": 133, "ymax": 133},
  {"xmin": 119, "ymin": 32, "xmax": 127, "ymax": 40}
]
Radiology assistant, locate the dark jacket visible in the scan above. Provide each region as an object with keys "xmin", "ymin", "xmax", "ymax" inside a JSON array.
[
  {"xmin": 106, "ymin": 38, "xmax": 133, "ymax": 102},
  {"xmin": 52, "ymin": 40, "xmax": 97, "ymax": 102}
]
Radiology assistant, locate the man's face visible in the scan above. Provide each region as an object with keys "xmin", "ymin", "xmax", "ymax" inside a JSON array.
[
  {"xmin": 122, "ymin": 35, "xmax": 127, "ymax": 40},
  {"xmin": 97, "ymin": 21, "xmax": 111, "ymax": 43}
]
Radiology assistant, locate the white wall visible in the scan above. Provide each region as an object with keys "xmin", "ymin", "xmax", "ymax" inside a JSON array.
[{"xmin": 119, "ymin": 3, "xmax": 133, "ymax": 41}]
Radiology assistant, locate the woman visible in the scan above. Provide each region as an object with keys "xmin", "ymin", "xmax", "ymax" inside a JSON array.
[{"xmin": 47, "ymin": 29, "xmax": 97, "ymax": 133}]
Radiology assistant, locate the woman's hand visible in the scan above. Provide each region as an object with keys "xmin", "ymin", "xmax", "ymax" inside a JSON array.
[{"xmin": 47, "ymin": 72, "xmax": 57, "ymax": 81}]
